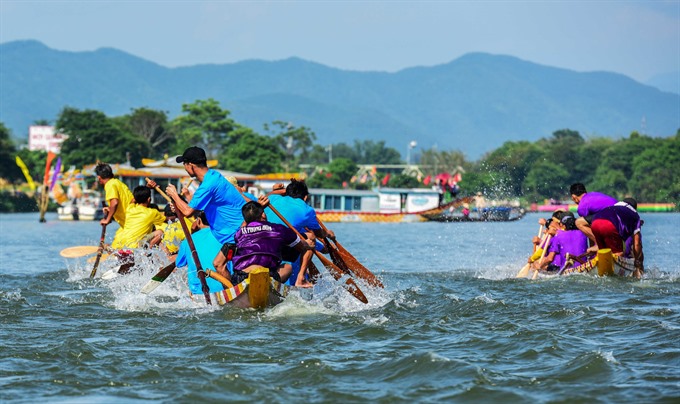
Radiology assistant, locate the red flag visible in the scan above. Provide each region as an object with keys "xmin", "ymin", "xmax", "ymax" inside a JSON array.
[
  {"xmin": 381, "ymin": 173, "xmax": 391, "ymax": 186},
  {"xmin": 423, "ymin": 175, "xmax": 432, "ymax": 185},
  {"xmin": 453, "ymin": 172, "xmax": 462, "ymax": 183},
  {"xmin": 43, "ymin": 151, "xmax": 56, "ymax": 185}
]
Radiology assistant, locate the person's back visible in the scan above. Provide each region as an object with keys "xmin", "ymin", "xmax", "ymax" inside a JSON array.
[
  {"xmin": 102, "ymin": 178, "xmax": 133, "ymax": 227},
  {"xmin": 96, "ymin": 164, "xmax": 134, "ymax": 243},
  {"xmin": 189, "ymin": 169, "xmax": 245, "ymax": 244},
  {"xmin": 577, "ymin": 191, "xmax": 618, "ymax": 218},
  {"xmin": 570, "ymin": 183, "xmax": 616, "ymax": 218},
  {"xmin": 548, "ymin": 229, "xmax": 588, "ymax": 267},
  {"xmin": 266, "ymin": 194, "xmax": 319, "ymax": 232},
  {"xmin": 111, "ymin": 186, "xmax": 165, "ymax": 249},
  {"xmin": 592, "ymin": 201, "xmax": 641, "ymax": 242},
  {"xmin": 224, "ymin": 201, "xmax": 308, "ymax": 285},
  {"xmin": 265, "ymin": 179, "xmax": 321, "ymax": 233}
]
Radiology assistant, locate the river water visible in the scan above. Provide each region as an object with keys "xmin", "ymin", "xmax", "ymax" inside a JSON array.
[{"xmin": 1, "ymin": 212, "xmax": 678, "ymax": 403}]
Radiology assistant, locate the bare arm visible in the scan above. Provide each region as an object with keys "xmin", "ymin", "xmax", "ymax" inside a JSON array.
[
  {"xmin": 539, "ymin": 252, "xmax": 556, "ymax": 270},
  {"xmin": 212, "ymin": 250, "xmax": 230, "ymax": 279},
  {"xmin": 633, "ymin": 232, "xmax": 643, "ymax": 271},
  {"xmin": 293, "ymin": 236, "xmax": 315, "ymax": 253},
  {"xmin": 100, "ymin": 198, "xmax": 118, "ymax": 226},
  {"xmin": 166, "ymin": 184, "xmax": 194, "ymax": 217}
]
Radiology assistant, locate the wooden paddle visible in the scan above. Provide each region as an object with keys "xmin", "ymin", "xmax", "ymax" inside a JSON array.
[
  {"xmin": 317, "ymin": 218, "xmax": 384, "ymax": 288},
  {"xmin": 140, "ymin": 262, "xmax": 177, "ymax": 294},
  {"xmin": 267, "ymin": 203, "xmax": 368, "ymax": 304},
  {"xmin": 60, "ymin": 245, "xmax": 101, "ymax": 258},
  {"xmin": 89, "ymin": 225, "xmax": 107, "ymax": 278},
  {"xmin": 531, "ymin": 234, "xmax": 552, "ymax": 280},
  {"xmin": 146, "ymin": 178, "xmax": 212, "ymax": 305},
  {"xmin": 239, "ymin": 191, "xmax": 368, "ymax": 304},
  {"xmin": 516, "ymin": 225, "xmax": 544, "ymax": 278}
]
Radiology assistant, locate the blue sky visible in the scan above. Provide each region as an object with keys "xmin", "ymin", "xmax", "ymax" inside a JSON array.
[{"xmin": 1, "ymin": 1, "xmax": 678, "ymax": 82}]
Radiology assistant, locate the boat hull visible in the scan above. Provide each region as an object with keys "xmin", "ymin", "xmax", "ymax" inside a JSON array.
[
  {"xmin": 552, "ymin": 249, "xmax": 636, "ymax": 278},
  {"xmin": 203, "ymin": 267, "xmax": 289, "ymax": 309}
]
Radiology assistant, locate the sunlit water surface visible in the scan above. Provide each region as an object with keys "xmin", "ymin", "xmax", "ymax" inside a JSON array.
[{"xmin": 1, "ymin": 212, "xmax": 679, "ymax": 402}]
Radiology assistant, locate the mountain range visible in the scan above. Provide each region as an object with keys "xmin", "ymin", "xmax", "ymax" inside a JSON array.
[{"xmin": 1, "ymin": 40, "xmax": 678, "ymax": 159}]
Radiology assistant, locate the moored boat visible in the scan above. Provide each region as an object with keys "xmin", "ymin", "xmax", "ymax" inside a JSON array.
[
  {"xmin": 310, "ymin": 187, "xmax": 474, "ymax": 223},
  {"xmin": 57, "ymin": 189, "xmax": 105, "ymax": 221}
]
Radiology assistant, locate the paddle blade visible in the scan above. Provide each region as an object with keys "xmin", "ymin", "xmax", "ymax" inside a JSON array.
[
  {"xmin": 516, "ymin": 263, "xmax": 531, "ymax": 278},
  {"xmin": 60, "ymin": 246, "xmax": 100, "ymax": 258},
  {"xmin": 140, "ymin": 263, "xmax": 177, "ymax": 294},
  {"xmin": 333, "ymin": 239, "xmax": 384, "ymax": 288},
  {"xmin": 307, "ymin": 260, "xmax": 321, "ymax": 283},
  {"xmin": 343, "ymin": 278, "xmax": 368, "ymax": 304}
]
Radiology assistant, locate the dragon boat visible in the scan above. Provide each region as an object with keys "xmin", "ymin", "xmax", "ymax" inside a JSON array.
[
  {"xmin": 541, "ymin": 248, "xmax": 637, "ymax": 278},
  {"xmin": 202, "ymin": 266, "xmax": 289, "ymax": 309}
]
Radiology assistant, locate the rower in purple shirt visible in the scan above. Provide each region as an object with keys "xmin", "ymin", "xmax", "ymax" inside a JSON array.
[
  {"xmin": 539, "ymin": 213, "xmax": 589, "ymax": 272},
  {"xmin": 591, "ymin": 198, "xmax": 644, "ymax": 278},
  {"xmin": 569, "ymin": 183, "xmax": 617, "ymax": 247},
  {"xmin": 212, "ymin": 201, "xmax": 314, "ymax": 285}
]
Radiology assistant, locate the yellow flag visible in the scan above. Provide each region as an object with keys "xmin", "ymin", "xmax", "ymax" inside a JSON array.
[{"xmin": 15, "ymin": 156, "xmax": 37, "ymax": 192}]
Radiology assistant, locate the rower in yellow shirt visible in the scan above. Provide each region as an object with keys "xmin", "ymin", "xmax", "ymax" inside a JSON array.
[
  {"xmin": 96, "ymin": 163, "xmax": 134, "ymax": 244},
  {"xmin": 111, "ymin": 186, "xmax": 166, "ymax": 249}
]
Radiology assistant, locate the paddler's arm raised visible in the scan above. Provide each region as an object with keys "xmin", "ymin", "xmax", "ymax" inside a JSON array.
[{"xmin": 165, "ymin": 184, "xmax": 195, "ymax": 217}]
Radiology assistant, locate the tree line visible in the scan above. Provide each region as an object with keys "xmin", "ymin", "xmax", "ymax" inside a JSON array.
[{"xmin": 1, "ymin": 99, "xmax": 678, "ymax": 206}]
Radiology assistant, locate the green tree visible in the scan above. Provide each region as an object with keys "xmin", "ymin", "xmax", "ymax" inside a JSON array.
[
  {"xmin": 523, "ymin": 159, "xmax": 571, "ymax": 201},
  {"xmin": 57, "ymin": 107, "xmax": 150, "ymax": 168},
  {"xmin": 15, "ymin": 149, "xmax": 48, "ymax": 184},
  {"xmin": 629, "ymin": 135, "xmax": 680, "ymax": 203},
  {"xmin": 572, "ymin": 136, "xmax": 615, "ymax": 186},
  {"xmin": 420, "ymin": 148, "xmax": 469, "ymax": 176},
  {"xmin": 352, "ymin": 140, "xmax": 402, "ymax": 164},
  {"xmin": 0, "ymin": 122, "xmax": 22, "ymax": 181},
  {"xmin": 218, "ymin": 127, "xmax": 284, "ymax": 174},
  {"xmin": 306, "ymin": 144, "xmax": 337, "ymax": 165},
  {"xmin": 386, "ymin": 174, "xmax": 420, "ymax": 188},
  {"xmin": 265, "ymin": 121, "xmax": 317, "ymax": 170},
  {"xmin": 480, "ymin": 141, "xmax": 541, "ymax": 197},
  {"xmin": 590, "ymin": 131, "xmax": 657, "ymax": 198},
  {"xmin": 306, "ymin": 158, "xmax": 357, "ymax": 188},
  {"xmin": 122, "ymin": 107, "xmax": 175, "ymax": 156},
  {"xmin": 171, "ymin": 99, "xmax": 236, "ymax": 158}
]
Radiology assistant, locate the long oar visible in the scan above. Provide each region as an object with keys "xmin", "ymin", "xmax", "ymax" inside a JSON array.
[
  {"xmin": 140, "ymin": 262, "xmax": 177, "ymax": 294},
  {"xmin": 60, "ymin": 245, "xmax": 101, "ymax": 258},
  {"xmin": 516, "ymin": 225, "xmax": 544, "ymax": 278},
  {"xmin": 531, "ymin": 234, "xmax": 552, "ymax": 280},
  {"xmin": 239, "ymin": 192, "xmax": 367, "ymax": 304},
  {"xmin": 89, "ymin": 225, "xmax": 107, "ymax": 278},
  {"xmin": 146, "ymin": 178, "xmax": 211, "ymax": 305},
  {"xmin": 317, "ymin": 218, "xmax": 384, "ymax": 288},
  {"xmin": 267, "ymin": 203, "xmax": 368, "ymax": 304}
]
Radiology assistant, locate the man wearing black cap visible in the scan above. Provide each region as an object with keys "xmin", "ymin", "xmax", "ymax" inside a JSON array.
[
  {"xmin": 161, "ymin": 146, "xmax": 246, "ymax": 247},
  {"xmin": 590, "ymin": 198, "xmax": 644, "ymax": 278}
]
